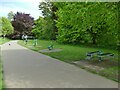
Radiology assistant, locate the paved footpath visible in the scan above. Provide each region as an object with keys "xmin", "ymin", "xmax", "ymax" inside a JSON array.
[{"xmin": 1, "ymin": 41, "xmax": 118, "ymax": 88}]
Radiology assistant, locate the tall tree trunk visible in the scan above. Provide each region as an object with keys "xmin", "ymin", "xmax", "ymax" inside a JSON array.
[{"xmin": 92, "ymin": 34, "xmax": 97, "ymax": 44}]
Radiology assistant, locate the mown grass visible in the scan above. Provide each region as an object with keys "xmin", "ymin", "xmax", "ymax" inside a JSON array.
[
  {"xmin": 18, "ymin": 39, "xmax": 118, "ymax": 82},
  {"xmin": 0, "ymin": 38, "xmax": 10, "ymax": 45}
]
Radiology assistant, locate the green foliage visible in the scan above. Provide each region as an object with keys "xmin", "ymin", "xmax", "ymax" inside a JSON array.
[
  {"xmin": 0, "ymin": 17, "xmax": 14, "ymax": 36},
  {"xmin": 56, "ymin": 2, "xmax": 118, "ymax": 49},
  {"xmin": 35, "ymin": 2, "xmax": 118, "ymax": 49},
  {"xmin": 38, "ymin": 1, "xmax": 58, "ymax": 40},
  {"xmin": 0, "ymin": 38, "xmax": 10, "ymax": 45},
  {"xmin": 32, "ymin": 16, "xmax": 56, "ymax": 40},
  {"xmin": 0, "ymin": 18, "xmax": 2, "ymax": 36},
  {"xmin": 7, "ymin": 11, "xmax": 14, "ymax": 21},
  {"xmin": 32, "ymin": 17, "xmax": 45, "ymax": 39}
]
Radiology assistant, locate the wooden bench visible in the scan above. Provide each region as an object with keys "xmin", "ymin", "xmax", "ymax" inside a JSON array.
[
  {"xmin": 86, "ymin": 51, "xmax": 101, "ymax": 60},
  {"xmin": 97, "ymin": 53, "xmax": 114, "ymax": 61}
]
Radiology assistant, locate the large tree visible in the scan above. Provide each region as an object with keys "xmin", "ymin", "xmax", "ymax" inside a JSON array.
[
  {"xmin": 7, "ymin": 11, "xmax": 14, "ymax": 21},
  {"xmin": 0, "ymin": 17, "xmax": 14, "ymax": 38},
  {"xmin": 32, "ymin": 16, "xmax": 45, "ymax": 39},
  {"xmin": 0, "ymin": 18, "xmax": 2, "ymax": 36},
  {"xmin": 56, "ymin": 2, "xmax": 118, "ymax": 48},
  {"xmin": 38, "ymin": 1, "xmax": 58, "ymax": 40},
  {"xmin": 12, "ymin": 12, "xmax": 34, "ymax": 35}
]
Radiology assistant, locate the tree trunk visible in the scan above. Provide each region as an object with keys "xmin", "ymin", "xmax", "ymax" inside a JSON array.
[{"xmin": 92, "ymin": 34, "xmax": 97, "ymax": 44}]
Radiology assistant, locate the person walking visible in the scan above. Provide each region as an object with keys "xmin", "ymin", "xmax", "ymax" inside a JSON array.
[{"xmin": 24, "ymin": 35, "xmax": 28, "ymax": 45}]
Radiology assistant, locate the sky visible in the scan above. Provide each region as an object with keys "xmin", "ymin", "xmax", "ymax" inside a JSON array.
[
  {"xmin": 0, "ymin": 0, "xmax": 119, "ymax": 20},
  {"xmin": 0, "ymin": 0, "xmax": 44, "ymax": 20}
]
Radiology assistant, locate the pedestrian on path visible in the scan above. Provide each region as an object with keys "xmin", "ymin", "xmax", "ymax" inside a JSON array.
[{"xmin": 24, "ymin": 35, "xmax": 28, "ymax": 45}]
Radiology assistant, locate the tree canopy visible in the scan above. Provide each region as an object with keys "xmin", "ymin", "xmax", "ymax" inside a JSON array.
[
  {"xmin": 55, "ymin": 2, "xmax": 118, "ymax": 48},
  {"xmin": 12, "ymin": 12, "xmax": 34, "ymax": 35},
  {"xmin": 35, "ymin": 1, "xmax": 58, "ymax": 40},
  {"xmin": 0, "ymin": 17, "xmax": 14, "ymax": 37},
  {"xmin": 32, "ymin": 16, "xmax": 45, "ymax": 39},
  {"xmin": 7, "ymin": 11, "xmax": 14, "ymax": 21},
  {"xmin": 32, "ymin": 2, "xmax": 118, "ymax": 49}
]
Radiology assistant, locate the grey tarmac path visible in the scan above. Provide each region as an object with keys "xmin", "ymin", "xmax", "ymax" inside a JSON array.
[{"xmin": 1, "ymin": 40, "xmax": 118, "ymax": 88}]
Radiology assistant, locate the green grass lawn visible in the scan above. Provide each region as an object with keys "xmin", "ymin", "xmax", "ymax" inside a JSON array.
[
  {"xmin": 0, "ymin": 38, "xmax": 10, "ymax": 45},
  {"xmin": 18, "ymin": 39, "xmax": 119, "ymax": 82}
]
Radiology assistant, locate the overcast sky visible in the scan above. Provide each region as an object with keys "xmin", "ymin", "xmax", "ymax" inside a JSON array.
[{"xmin": 0, "ymin": 0, "xmax": 43, "ymax": 20}]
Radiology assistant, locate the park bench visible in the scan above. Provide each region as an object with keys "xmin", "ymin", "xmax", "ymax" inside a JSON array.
[
  {"xmin": 48, "ymin": 45, "xmax": 54, "ymax": 50},
  {"xmin": 86, "ymin": 51, "xmax": 101, "ymax": 60},
  {"xmin": 97, "ymin": 53, "xmax": 114, "ymax": 61}
]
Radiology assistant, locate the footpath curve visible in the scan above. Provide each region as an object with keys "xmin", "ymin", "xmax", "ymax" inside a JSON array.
[{"xmin": 1, "ymin": 40, "xmax": 118, "ymax": 88}]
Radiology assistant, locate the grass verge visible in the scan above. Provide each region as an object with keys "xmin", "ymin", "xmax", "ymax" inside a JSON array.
[
  {"xmin": 18, "ymin": 39, "xmax": 119, "ymax": 82},
  {"xmin": 0, "ymin": 38, "xmax": 10, "ymax": 45},
  {"xmin": 0, "ymin": 37, "xmax": 9, "ymax": 89}
]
